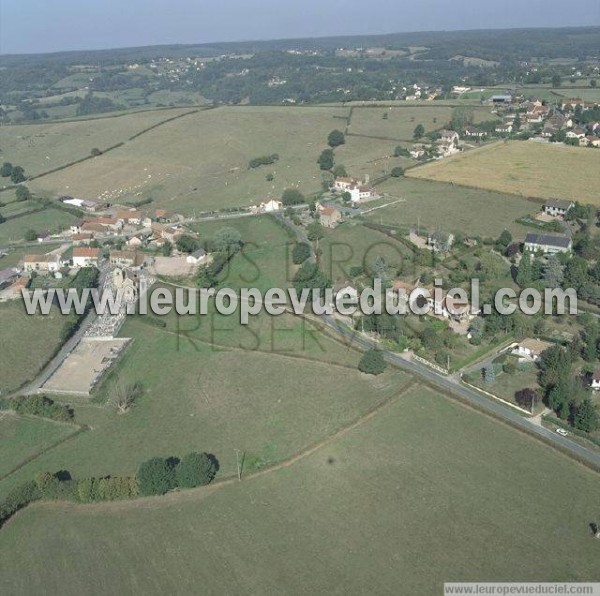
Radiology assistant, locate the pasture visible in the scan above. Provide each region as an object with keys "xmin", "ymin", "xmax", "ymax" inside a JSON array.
[
  {"xmin": 365, "ymin": 176, "xmax": 535, "ymax": 238},
  {"xmin": 0, "ymin": 300, "xmax": 69, "ymax": 395},
  {"xmin": 2, "ymin": 384, "xmax": 599, "ymax": 594},
  {"xmin": 27, "ymin": 106, "xmax": 350, "ymax": 213},
  {"xmin": 0, "ymin": 108, "xmax": 195, "ymax": 178},
  {"xmin": 0, "ymin": 312, "xmax": 410, "ymax": 498},
  {"xmin": 407, "ymin": 141, "xmax": 600, "ymax": 204},
  {"xmin": 0, "ymin": 413, "xmax": 76, "ymax": 479},
  {"xmin": 347, "ymin": 105, "xmax": 496, "ymax": 141},
  {"xmin": 0, "ymin": 207, "xmax": 77, "ymax": 244}
]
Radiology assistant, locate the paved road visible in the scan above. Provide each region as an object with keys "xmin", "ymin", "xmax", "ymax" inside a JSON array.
[{"xmin": 321, "ymin": 314, "xmax": 600, "ymax": 471}]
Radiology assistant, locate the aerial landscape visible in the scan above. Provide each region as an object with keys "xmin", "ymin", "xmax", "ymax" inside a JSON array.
[{"xmin": 1, "ymin": 1, "xmax": 600, "ymax": 594}]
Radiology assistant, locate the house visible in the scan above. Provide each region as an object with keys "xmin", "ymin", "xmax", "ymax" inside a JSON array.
[
  {"xmin": 115, "ymin": 210, "xmax": 142, "ymax": 225},
  {"xmin": 109, "ymin": 250, "xmax": 145, "ymax": 268},
  {"xmin": 72, "ymin": 232, "xmax": 94, "ymax": 246},
  {"xmin": 410, "ymin": 145, "xmax": 426, "ymax": 159},
  {"xmin": 591, "ymin": 368, "xmax": 600, "ymax": 390},
  {"xmin": 319, "ymin": 205, "xmax": 342, "ymax": 228},
  {"xmin": 542, "ymin": 199, "xmax": 574, "ymax": 218},
  {"xmin": 439, "ymin": 130, "xmax": 459, "ymax": 145},
  {"xmin": 511, "ymin": 338, "xmax": 554, "ymax": 362},
  {"xmin": 561, "ymin": 98, "xmax": 585, "ymax": 111},
  {"xmin": 22, "ymin": 253, "xmax": 61, "ymax": 273},
  {"xmin": 463, "ymin": 126, "xmax": 486, "ymax": 139},
  {"xmin": 70, "ymin": 220, "xmax": 84, "ymax": 234},
  {"xmin": 566, "ymin": 127, "xmax": 586, "ymax": 140},
  {"xmin": 585, "ymin": 136, "xmax": 600, "ymax": 148},
  {"xmin": 333, "ymin": 176, "xmax": 362, "ymax": 192},
  {"xmin": 72, "ymin": 247, "xmax": 100, "ymax": 268},
  {"xmin": 349, "ymin": 185, "xmax": 377, "ymax": 204},
  {"xmin": 495, "ymin": 123, "xmax": 513, "ymax": 134},
  {"xmin": 155, "ymin": 209, "xmax": 176, "ymax": 223},
  {"xmin": 186, "ymin": 248, "xmax": 207, "ymax": 264},
  {"xmin": 524, "ymin": 233, "xmax": 572, "ymax": 254},
  {"xmin": 255, "ymin": 199, "xmax": 283, "ymax": 213}
]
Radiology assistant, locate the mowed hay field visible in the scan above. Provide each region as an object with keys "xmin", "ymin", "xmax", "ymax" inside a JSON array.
[
  {"xmin": 367, "ymin": 177, "xmax": 535, "ymax": 238},
  {"xmin": 2, "ymin": 385, "xmax": 599, "ymax": 595},
  {"xmin": 0, "ymin": 300, "xmax": 68, "ymax": 395},
  {"xmin": 28, "ymin": 106, "xmax": 350, "ymax": 213},
  {"xmin": 408, "ymin": 141, "xmax": 600, "ymax": 203},
  {"xmin": 0, "ymin": 312, "xmax": 410, "ymax": 499},
  {"xmin": 348, "ymin": 105, "xmax": 496, "ymax": 140},
  {"xmin": 0, "ymin": 108, "xmax": 195, "ymax": 178}
]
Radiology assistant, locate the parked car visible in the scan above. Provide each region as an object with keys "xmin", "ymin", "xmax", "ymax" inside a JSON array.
[{"xmin": 556, "ymin": 428, "xmax": 568, "ymax": 437}]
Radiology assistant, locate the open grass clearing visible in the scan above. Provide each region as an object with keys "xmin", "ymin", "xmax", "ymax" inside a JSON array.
[
  {"xmin": 28, "ymin": 106, "xmax": 349, "ymax": 213},
  {"xmin": 0, "ymin": 313, "xmax": 410, "ymax": 499},
  {"xmin": 0, "ymin": 208, "xmax": 77, "ymax": 244},
  {"xmin": 407, "ymin": 141, "xmax": 600, "ymax": 204},
  {"xmin": 0, "ymin": 299, "xmax": 70, "ymax": 395},
  {"xmin": 1, "ymin": 384, "xmax": 599, "ymax": 594},
  {"xmin": 365, "ymin": 176, "xmax": 535, "ymax": 238}
]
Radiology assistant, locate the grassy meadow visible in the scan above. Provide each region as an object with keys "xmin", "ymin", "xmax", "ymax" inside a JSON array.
[
  {"xmin": 0, "ymin": 300, "xmax": 69, "ymax": 395},
  {"xmin": 0, "ymin": 108, "xmax": 195, "ymax": 179},
  {"xmin": 0, "ymin": 208, "xmax": 77, "ymax": 244},
  {"xmin": 407, "ymin": 141, "xmax": 600, "ymax": 204},
  {"xmin": 365, "ymin": 176, "xmax": 535, "ymax": 238},
  {"xmin": 1, "ymin": 385, "xmax": 599, "ymax": 595}
]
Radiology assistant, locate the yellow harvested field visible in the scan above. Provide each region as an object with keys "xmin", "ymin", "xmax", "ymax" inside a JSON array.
[{"xmin": 407, "ymin": 141, "xmax": 600, "ymax": 203}]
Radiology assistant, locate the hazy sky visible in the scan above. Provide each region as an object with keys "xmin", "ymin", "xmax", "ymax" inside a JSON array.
[{"xmin": 1, "ymin": 0, "xmax": 599, "ymax": 55}]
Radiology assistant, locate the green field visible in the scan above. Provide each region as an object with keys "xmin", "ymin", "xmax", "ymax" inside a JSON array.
[
  {"xmin": 0, "ymin": 300, "xmax": 69, "ymax": 395},
  {"xmin": 0, "ymin": 310, "xmax": 409, "ymax": 499},
  {"xmin": 2, "ymin": 385, "xmax": 599, "ymax": 595},
  {"xmin": 0, "ymin": 413, "xmax": 76, "ymax": 479},
  {"xmin": 407, "ymin": 141, "xmax": 600, "ymax": 204},
  {"xmin": 365, "ymin": 176, "xmax": 535, "ymax": 238},
  {"xmin": 0, "ymin": 208, "xmax": 77, "ymax": 244},
  {"xmin": 347, "ymin": 105, "xmax": 495, "ymax": 141},
  {"xmin": 0, "ymin": 108, "xmax": 195, "ymax": 179},
  {"xmin": 27, "ymin": 106, "xmax": 350, "ymax": 212}
]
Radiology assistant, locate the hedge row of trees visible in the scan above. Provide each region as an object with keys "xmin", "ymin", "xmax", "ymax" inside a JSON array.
[
  {"xmin": 0, "ymin": 451, "xmax": 218, "ymax": 528},
  {"xmin": 0, "ymin": 162, "xmax": 27, "ymax": 183}
]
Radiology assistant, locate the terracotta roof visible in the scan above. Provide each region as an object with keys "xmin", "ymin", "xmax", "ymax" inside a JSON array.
[
  {"xmin": 23, "ymin": 254, "xmax": 59, "ymax": 263},
  {"xmin": 73, "ymin": 247, "xmax": 100, "ymax": 258}
]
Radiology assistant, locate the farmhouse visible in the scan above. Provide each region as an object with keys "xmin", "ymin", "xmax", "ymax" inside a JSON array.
[
  {"xmin": 524, "ymin": 233, "xmax": 572, "ymax": 254},
  {"xmin": 319, "ymin": 205, "xmax": 342, "ymax": 228},
  {"xmin": 349, "ymin": 185, "xmax": 377, "ymax": 204},
  {"xmin": 511, "ymin": 338, "xmax": 553, "ymax": 362},
  {"xmin": 186, "ymin": 248, "xmax": 207, "ymax": 264},
  {"xmin": 115, "ymin": 210, "xmax": 142, "ymax": 225},
  {"xmin": 253, "ymin": 199, "xmax": 283, "ymax": 213},
  {"xmin": 333, "ymin": 176, "xmax": 362, "ymax": 192},
  {"xmin": 542, "ymin": 199, "xmax": 574, "ymax": 217},
  {"xmin": 439, "ymin": 130, "xmax": 459, "ymax": 145},
  {"xmin": 72, "ymin": 232, "xmax": 94, "ymax": 246},
  {"xmin": 22, "ymin": 253, "xmax": 61, "ymax": 273},
  {"xmin": 72, "ymin": 247, "xmax": 100, "ymax": 268},
  {"xmin": 495, "ymin": 123, "xmax": 513, "ymax": 134},
  {"xmin": 109, "ymin": 250, "xmax": 145, "ymax": 268},
  {"xmin": 463, "ymin": 126, "xmax": 486, "ymax": 139}
]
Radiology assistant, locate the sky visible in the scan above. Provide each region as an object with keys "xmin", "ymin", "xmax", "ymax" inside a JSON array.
[{"xmin": 1, "ymin": 0, "xmax": 599, "ymax": 55}]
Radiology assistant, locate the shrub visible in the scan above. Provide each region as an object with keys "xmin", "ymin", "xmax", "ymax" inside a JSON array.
[
  {"xmin": 13, "ymin": 395, "xmax": 74, "ymax": 422},
  {"xmin": 292, "ymin": 242, "xmax": 311, "ymax": 264},
  {"xmin": 281, "ymin": 188, "xmax": 305, "ymax": 206},
  {"xmin": 390, "ymin": 166, "xmax": 404, "ymax": 177},
  {"xmin": 503, "ymin": 361, "xmax": 517, "ymax": 375},
  {"xmin": 175, "ymin": 452, "xmax": 217, "ymax": 489},
  {"xmin": 327, "ymin": 129, "xmax": 345, "ymax": 147},
  {"xmin": 358, "ymin": 349, "xmax": 386, "ymax": 375},
  {"xmin": 0, "ymin": 480, "xmax": 40, "ymax": 525},
  {"xmin": 137, "ymin": 457, "xmax": 177, "ymax": 496}
]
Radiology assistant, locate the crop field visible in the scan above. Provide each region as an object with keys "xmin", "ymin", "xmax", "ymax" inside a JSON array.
[
  {"xmin": 1, "ymin": 384, "xmax": 599, "ymax": 595},
  {"xmin": 347, "ymin": 105, "xmax": 497, "ymax": 142},
  {"xmin": 0, "ymin": 300, "xmax": 69, "ymax": 395},
  {"xmin": 0, "ymin": 311, "xmax": 410, "ymax": 499},
  {"xmin": 0, "ymin": 108, "xmax": 195, "ymax": 179},
  {"xmin": 407, "ymin": 141, "xmax": 600, "ymax": 204},
  {"xmin": 27, "ymin": 106, "xmax": 350, "ymax": 213},
  {"xmin": 0, "ymin": 413, "xmax": 76, "ymax": 479},
  {"xmin": 366, "ymin": 176, "xmax": 535, "ymax": 238}
]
